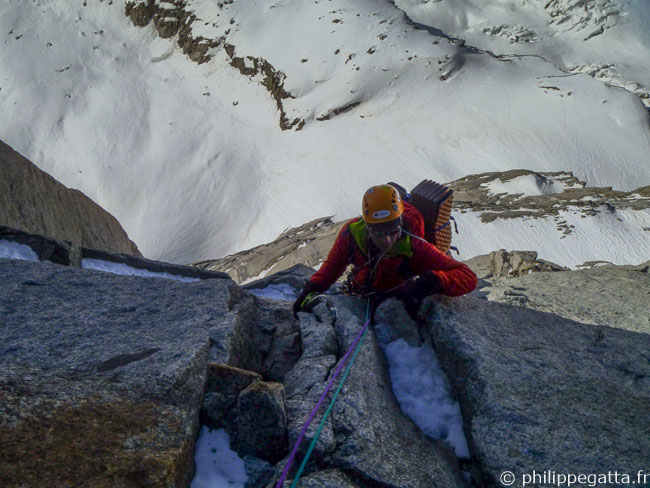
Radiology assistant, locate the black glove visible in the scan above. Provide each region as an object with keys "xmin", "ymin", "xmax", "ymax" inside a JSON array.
[
  {"xmin": 395, "ymin": 272, "xmax": 442, "ymax": 321},
  {"xmin": 293, "ymin": 281, "xmax": 322, "ymax": 318},
  {"xmin": 368, "ymin": 290, "xmax": 393, "ymax": 326}
]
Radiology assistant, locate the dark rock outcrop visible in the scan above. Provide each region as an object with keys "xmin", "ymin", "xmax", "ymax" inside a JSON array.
[
  {"xmin": 297, "ymin": 469, "xmax": 360, "ymax": 487},
  {"xmin": 125, "ymin": 0, "xmax": 220, "ymax": 64},
  {"xmin": 244, "ymin": 455, "xmax": 276, "ymax": 488},
  {"xmin": 201, "ymin": 363, "xmax": 262, "ymax": 438},
  {"xmin": 125, "ymin": 0, "xmax": 155, "ymax": 27},
  {"xmin": 238, "ymin": 381, "xmax": 289, "ymax": 464},
  {"xmin": 0, "ymin": 226, "xmax": 79, "ymax": 265},
  {"xmin": 0, "ymin": 140, "xmax": 141, "ymax": 257},
  {"xmin": 224, "ymin": 43, "xmax": 304, "ymax": 131}
]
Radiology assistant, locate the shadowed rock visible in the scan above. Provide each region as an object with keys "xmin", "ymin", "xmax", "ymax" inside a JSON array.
[
  {"xmin": 295, "ymin": 468, "xmax": 360, "ymax": 487},
  {"xmin": 0, "ymin": 140, "xmax": 140, "ymax": 256},
  {"xmin": 201, "ymin": 363, "xmax": 262, "ymax": 438},
  {"xmin": 237, "ymin": 381, "xmax": 289, "ymax": 464}
]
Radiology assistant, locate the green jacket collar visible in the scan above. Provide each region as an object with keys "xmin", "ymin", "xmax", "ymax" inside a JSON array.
[{"xmin": 348, "ymin": 219, "xmax": 413, "ymax": 258}]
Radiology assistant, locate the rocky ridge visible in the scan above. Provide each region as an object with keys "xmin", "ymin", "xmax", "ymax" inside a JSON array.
[
  {"xmin": 194, "ymin": 170, "xmax": 650, "ymax": 284},
  {"xmin": 125, "ymin": 0, "xmax": 219, "ymax": 64},
  {"xmin": 124, "ymin": 0, "xmax": 305, "ymax": 130},
  {"xmin": 449, "ymin": 169, "xmax": 650, "ymax": 235},
  {"xmin": 193, "ymin": 216, "xmax": 345, "ymax": 284},
  {"xmin": 479, "ymin": 261, "xmax": 650, "ymax": 335},
  {"xmin": 0, "ymin": 140, "xmax": 141, "ymax": 257}
]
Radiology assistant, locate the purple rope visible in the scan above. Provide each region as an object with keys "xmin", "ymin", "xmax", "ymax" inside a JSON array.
[{"xmin": 275, "ymin": 318, "xmax": 371, "ymax": 487}]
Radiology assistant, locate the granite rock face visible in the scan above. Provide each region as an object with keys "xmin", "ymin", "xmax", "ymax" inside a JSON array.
[
  {"xmin": 425, "ymin": 296, "xmax": 650, "ymax": 487},
  {"xmin": 464, "ymin": 249, "xmax": 569, "ymax": 280},
  {"xmin": 0, "ymin": 258, "xmax": 258, "ymax": 487},
  {"xmin": 1, "ymin": 257, "xmax": 469, "ymax": 487},
  {"xmin": 484, "ymin": 264, "xmax": 650, "ymax": 334},
  {"xmin": 277, "ymin": 296, "xmax": 466, "ymax": 488},
  {"xmin": 194, "ymin": 217, "xmax": 343, "ymax": 284},
  {"xmin": 5, "ymin": 249, "xmax": 649, "ymax": 487},
  {"xmin": 327, "ymin": 297, "xmax": 465, "ymax": 488},
  {"xmin": 0, "ymin": 140, "xmax": 141, "ymax": 256}
]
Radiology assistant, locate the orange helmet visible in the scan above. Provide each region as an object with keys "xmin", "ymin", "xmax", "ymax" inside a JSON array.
[{"xmin": 362, "ymin": 184, "xmax": 404, "ymax": 224}]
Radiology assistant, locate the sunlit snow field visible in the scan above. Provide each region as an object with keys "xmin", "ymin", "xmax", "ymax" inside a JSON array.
[{"xmin": 1, "ymin": 0, "xmax": 649, "ymax": 266}]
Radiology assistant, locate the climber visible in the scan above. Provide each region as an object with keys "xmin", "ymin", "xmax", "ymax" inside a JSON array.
[{"xmin": 293, "ymin": 184, "xmax": 478, "ymax": 321}]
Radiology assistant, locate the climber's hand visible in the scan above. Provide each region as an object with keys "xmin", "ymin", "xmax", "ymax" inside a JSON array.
[
  {"xmin": 292, "ymin": 281, "xmax": 322, "ymax": 318},
  {"xmin": 395, "ymin": 272, "xmax": 442, "ymax": 321}
]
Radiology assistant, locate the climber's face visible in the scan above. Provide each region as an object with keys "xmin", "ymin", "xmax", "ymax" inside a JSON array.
[{"xmin": 368, "ymin": 223, "xmax": 401, "ymax": 252}]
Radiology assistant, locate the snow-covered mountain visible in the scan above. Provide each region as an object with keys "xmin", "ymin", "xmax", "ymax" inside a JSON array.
[{"xmin": 1, "ymin": 0, "xmax": 648, "ymax": 264}]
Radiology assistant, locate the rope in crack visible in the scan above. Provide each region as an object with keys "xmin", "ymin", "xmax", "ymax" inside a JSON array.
[{"xmin": 275, "ymin": 300, "xmax": 372, "ymax": 488}]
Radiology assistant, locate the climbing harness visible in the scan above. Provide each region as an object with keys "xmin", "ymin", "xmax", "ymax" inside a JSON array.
[
  {"xmin": 341, "ymin": 228, "xmax": 394, "ymax": 297},
  {"xmin": 275, "ymin": 301, "xmax": 372, "ymax": 488}
]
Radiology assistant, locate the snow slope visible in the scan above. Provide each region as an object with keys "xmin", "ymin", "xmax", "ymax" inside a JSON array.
[
  {"xmin": 1, "ymin": 0, "xmax": 648, "ymax": 263},
  {"xmin": 396, "ymin": 0, "xmax": 650, "ymax": 107},
  {"xmin": 455, "ymin": 206, "xmax": 650, "ymax": 268}
]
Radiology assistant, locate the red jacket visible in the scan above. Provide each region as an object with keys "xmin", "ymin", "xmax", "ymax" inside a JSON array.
[{"xmin": 309, "ymin": 202, "xmax": 477, "ymax": 296}]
